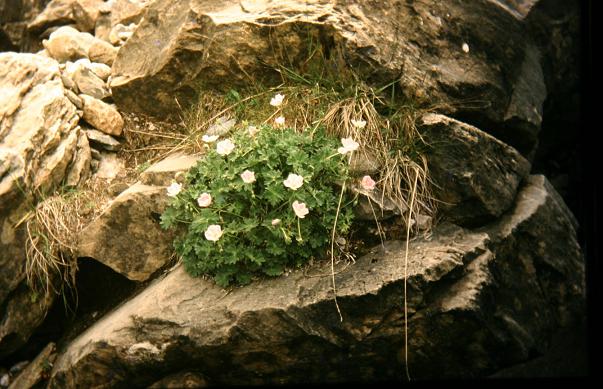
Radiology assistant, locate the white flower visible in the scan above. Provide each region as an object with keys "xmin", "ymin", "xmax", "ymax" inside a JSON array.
[
  {"xmin": 292, "ymin": 201, "xmax": 309, "ymax": 218},
  {"xmin": 351, "ymin": 119, "xmax": 366, "ymax": 129},
  {"xmin": 274, "ymin": 116, "xmax": 285, "ymax": 126},
  {"xmin": 462, "ymin": 43, "xmax": 469, "ymax": 53},
  {"xmin": 283, "ymin": 173, "xmax": 304, "ymax": 190},
  {"xmin": 270, "ymin": 93, "xmax": 285, "ymax": 107},
  {"xmin": 166, "ymin": 182, "xmax": 182, "ymax": 197},
  {"xmin": 204, "ymin": 224, "xmax": 223, "ymax": 242},
  {"xmin": 337, "ymin": 137, "xmax": 359, "ymax": 154},
  {"xmin": 271, "ymin": 218, "xmax": 281, "ymax": 226},
  {"xmin": 197, "ymin": 192, "xmax": 212, "ymax": 207},
  {"xmin": 202, "ymin": 134, "xmax": 219, "ymax": 143},
  {"xmin": 240, "ymin": 170, "xmax": 256, "ymax": 184},
  {"xmin": 216, "ymin": 139, "xmax": 235, "ymax": 155},
  {"xmin": 361, "ymin": 175, "xmax": 376, "ymax": 191},
  {"xmin": 247, "ymin": 125, "xmax": 259, "ymax": 137}
]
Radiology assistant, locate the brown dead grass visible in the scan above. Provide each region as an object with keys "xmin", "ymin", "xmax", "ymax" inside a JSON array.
[{"xmin": 20, "ymin": 178, "xmax": 111, "ymax": 309}]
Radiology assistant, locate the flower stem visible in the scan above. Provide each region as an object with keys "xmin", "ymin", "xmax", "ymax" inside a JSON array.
[{"xmin": 297, "ymin": 218, "xmax": 303, "ymax": 242}]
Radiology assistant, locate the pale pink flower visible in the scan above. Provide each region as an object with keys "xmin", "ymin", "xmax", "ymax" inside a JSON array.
[
  {"xmin": 216, "ymin": 139, "xmax": 235, "ymax": 155},
  {"xmin": 351, "ymin": 119, "xmax": 366, "ymax": 129},
  {"xmin": 292, "ymin": 201, "xmax": 309, "ymax": 218},
  {"xmin": 240, "ymin": 170, "xmax": 256, "ymax": 184},
  {"xmin": 271, "ymin": 218, "xmax": 281, "ymax": 226},
  {"xmin": 337, "ymin": 137, "xmax": 359, "ymax": 154},
  {"xmin": 202, "ymin": 134, "xmax": 219, "ymax": 143},
  {"xmin": 247, "ymin": 125, "xmax": 259, "ymax": 137},
  {"xmin": 361, "ymin": 175, "xmax": 376, "ymax": 191},
  {"xmin": 270, "ymin": 93, "xmax": 285, "ymax": 107},
  {"xmin": 283, "ymin": 173, "xmax": 304, "ymax": 190},
  {"xmin": 274, "ymin": 116, "xmax": 285, "ymax": 126},
  {"xmin": 197, "ymin": 192, "xmax": 212, "ymax": 207},
  {"xmin": 166, "ymin": 182, "xmax": 182, "ymax": 197},
  {"xmin": 204, "ymin": 224, "xmax": 223, "ymax": 241}
]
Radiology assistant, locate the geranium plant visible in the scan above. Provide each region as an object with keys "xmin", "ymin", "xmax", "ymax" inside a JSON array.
[{"xmin": 161, "ymin": 124, "xmax": 356, "ymax": 287}]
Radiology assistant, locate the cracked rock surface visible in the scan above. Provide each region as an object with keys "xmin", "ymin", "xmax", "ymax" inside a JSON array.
[{"xmin": 49, "ymin": 175, "xmax": 584, "ymax": 386}]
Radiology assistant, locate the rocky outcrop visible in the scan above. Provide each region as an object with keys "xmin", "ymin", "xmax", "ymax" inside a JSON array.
[
  {"xmin": 77, "ymin": 183, "xmax": 174, "ymax": 282},
  {"xmin": 48, "ymin": 175, "xmax": 584, "ymax": 386},
  {"xmin": 4, "ymin": 342, "xmax": 56, "ymax": 389},
  {"xmin": 77, "ymin": 153, "xmax": 200, "ymax": 282},
  {"xmin": 420, "ymin": 113, "xmax": 531, "ymax": 227},
  {"xmin": 0, "ymin": 53, "xmax": 80, "ymax": 204},
  {"xmin": 42, "ymin": 26, "xmax": 117, "ymax": 65},
  {"xmin": 95, "ymin": 0, "xmax": 149, "ymax": 43},
  {"xmin": 0, "ymin": 52, "xmax": 89, "ymax": 360},
  {"xmin": 0, "ymin": 0, "xmax": 46, "ymax": 52},
  {"xmin": 109, "ymin": 0, "xmax": 546, "ymax": 157},
  {"xmin": 27, "ymin": 0, "xmax": 105, "ymax": 34}
]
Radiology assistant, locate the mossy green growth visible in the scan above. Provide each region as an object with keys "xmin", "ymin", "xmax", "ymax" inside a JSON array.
[{"xmin": 161, "ymin": 125, "xmax": 355, "ymax": 287}]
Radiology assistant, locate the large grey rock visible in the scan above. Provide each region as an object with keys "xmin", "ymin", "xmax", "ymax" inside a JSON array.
[
  {"xmin": 0, "ymin": 52, "xmax": 80, "ymax": 219},
  {"xmin": 108, "ymin": 0, "xmax": 149, "ymax": 27},
  {"xmin": 0, "ymin": 52, "xmax": 80, "ymax": 359},
  {"xmin": 0, "ymin": 282, "xmax": 55, "ymax": 361},
  {"xmin": 6, "ymin": 342, "xmax": 56, "ymax": 389},
  {"xmin": 42, "ymin": 25, "xmax": 117, "ymax": 65},
  {"xmin": 95, "ymin": 0, "xmax": 149, "ymax": 42},
  {"xmin": 76, "ymin": 154, "xmax": 200, "ymax": 281},
  {"xmin": 420, "ymin": 113, "xmax": 531, "ymax": 227},
  {"xmin": 49, "ymin": 175, "xmax": 584, "ymax": 386},
  {"xmin": 110, "ymin": 0, "xmax": 546, "ymax": 156},
  {"xmin": 42, "ymin": 25, "xmax": 95, "ymax": 62},
  {"xmin": 77, "ymin": 182, "xmax": 175, "ymax": 282},
  {"xmin": 27, "ymin": 0, "xmax": 105, "ymax": 33},
  {"xmin": 0, "ymin": 0, "xmax": 46, "ymax": 51},
  {"xmin": 87, "ymin": 38, "xmax": 118, "ymax": 66}
]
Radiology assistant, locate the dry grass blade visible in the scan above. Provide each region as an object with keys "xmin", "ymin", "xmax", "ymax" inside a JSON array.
[
  {"xmin": 23, "ymin": 188, "xmax": 102, "ymax": 310},
  {"xmin": 322, "ymin": 93, "xmax": 437, "ymax": 236}
]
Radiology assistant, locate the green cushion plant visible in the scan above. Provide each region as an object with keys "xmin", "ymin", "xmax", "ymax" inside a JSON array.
[{"xmin": 160, "ymin": 124, "xmax": 356, "ymax": 287}]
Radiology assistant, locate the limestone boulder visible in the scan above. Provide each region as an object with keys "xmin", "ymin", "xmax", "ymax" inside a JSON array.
[
  {"xmin": 95, "ymin": 0, "xmax": 149, "ymax": 42},
  {"xmin": 80, "ymin": 94, "xmax": 124, "ymax": 136},
  {"xmin": 108, "ymin": 0, "xmax": 149, "ymax": 27},
  {"xmin": 42, "ymin": 25, "xmax": 95, "ymax": 62},
  {"xmin": 49, "ymin": 175, "xmax": 584, "ymax": 386},
  {"xmin": 4, "ymin": 342, "xmax": 56, "ymax": 389},
  {"xmin": 0, "ymin": 52, "xmax": 81, "ymax": 359},
  {"xmin": 0, "ymin": 0, "xmax": 46, "ymax": 51},
  {"xmin": 77, "ymin": 183, "xmax": 174, "ymax": 282},
  {"xmin": 87, "ymin": 38, "xmax": 118, "ymax": 66},
  {"xmin": 43, "ymin": 25, "xmax": 117, "ymax": 65},
  {"xmin": 0, "ymin": 52, "xmax": 81, "ymax": 217},
  {"xmin": 77, "ymin": 154, "xmax": 200, "ymax": 282},
  {"xmin": 110, "ymin": 0, "xmax": 545, "ymax": 156},
  {"xmin": 27, "ymin": 0, "xmax": 105, "ymax": 33},
  {"xmin": 108, "ymin": 22, "xmax": 136, "ymax": 46},
  {"xmin": 419, "ymin": 113, "xmax": 531, "ymax": 227}
]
